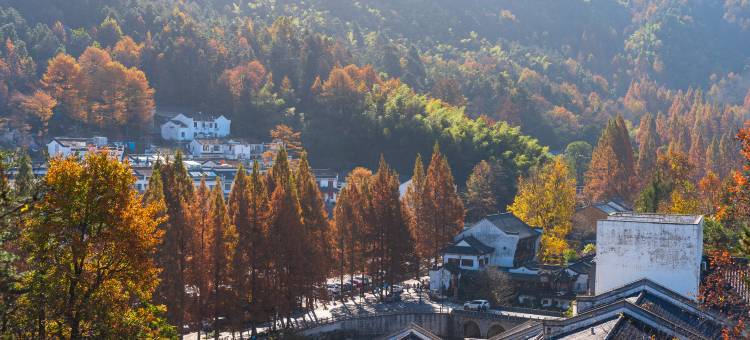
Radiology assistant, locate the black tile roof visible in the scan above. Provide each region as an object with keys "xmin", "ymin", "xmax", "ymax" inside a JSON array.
[
  {"xmin": 483, "ymin": 213, "xmax": 539, "ymax": 239},
  {"xmin": 441, "ymin": 236, "xmax": 494, "ymax": 255},
  {"xmin": 607, "ymin": 314, "xmax": 673, "ymax": 339},
  {"xmin": 636, "ymin": 292, "xmax": 724, "ymax": 338}
]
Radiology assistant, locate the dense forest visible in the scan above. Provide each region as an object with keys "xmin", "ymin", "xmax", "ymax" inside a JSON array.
[
  {"xmin": 2, "ymin": 0, "xmax": 750, "ymax": 180},
  {"xmin": 3, "ymin": 0, "xmax": 750, "ymax": 338}
]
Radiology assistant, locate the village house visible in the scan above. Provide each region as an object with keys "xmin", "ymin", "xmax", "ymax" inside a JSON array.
[
  {"xmin": 570, "ymin": 199, "xmax": 630, "ymax": 242},
  {"xmin": 187, "ymin": 138, "xmax": 274, "ymax": 161},
  {"xmin": 313, "ymin": 168, "xmax": 341, "ymax": 204},
  {"xmin": 47, "ymin": 137, "xmax": 125, "ymax": 161},
  {"xmin": 453, "ymin": 213, "xmax": 540, "ymax": 268},
  {"xmin": 508, "ymin": 254, "xmax": 595, "ymax": 310},
  {"xmin": 429, "ymin": 213, "xmax": 541, "ymax": 294},
  {"xmin": 160, "ymin": 112, "xmax": 230, "ymax": 141}
]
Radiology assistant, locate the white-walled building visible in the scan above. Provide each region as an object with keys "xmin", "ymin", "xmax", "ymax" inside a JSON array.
[
  {"xmin": 188, "ymin": 139, "xmax": 269, "ymax": 160},
  {"xmin": 313, "ymin": 169, "xmax": 341, "ymax": 203},
  {"xmin": 453, "ymin": 213, "xmax": 540, "ymax": 268},
  {"xmin": 160, "ymin": 113, "xmax": 230, "ymax": 141},
  {"xmin": 441, "ymin": 236, "xmax": 494, "ymax": 270},
  {"xmin": 47, "ymin": 137, "xmax": 124, "ymax": 161},
  {"xmin": 595, "ymin": 213, "xmax": 703, "ymax": 300}
]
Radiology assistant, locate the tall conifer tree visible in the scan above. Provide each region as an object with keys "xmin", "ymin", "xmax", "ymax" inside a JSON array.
[{"xmin": 422, "ymin": 144, "xmax": 465, "ymax": 264}]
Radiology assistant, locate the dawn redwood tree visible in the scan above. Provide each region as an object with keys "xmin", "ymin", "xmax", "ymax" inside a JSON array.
[
  {"xmin": 368, "ymin": 156, "xmax": 415, "ymax": 295},
  {"xmin": 228, "ymin": 163, "xmax": 268, "ymax": 335},
  {"xmin": 186, "ymin": 179, "xmax": 213, "ymax": 338},
  {"xmin": 584, "ymin": 115, "xmax": 636, "ymax": 203},
  {"xmin": 403, "ymin": 154, "xmax": 427, "ymax": 276},
  {"xmin": 208, "ymin": 179, "xmax": 235, "ymax": 340},
  {"xmin": 157, "ymin": 152, "xmax": 194, "ymax": 332},
  {"xmin": 333, "ymin": 167, "xmax": 372, "ymax": 293},
  {"xmin": 296, "ymin": 153, "xmax": 332, "ymax": 307},
  {"xmin": 266, "ymin": 148, "xmax": 306, "ymax": 323},
  {"xmin": 464, "ymin": 160, "xmax": 498, "ymax": 223},
  {"xmin": 422, "ymin": 144, "xmax": 464, "ymax": 265},
  {"xmin": 636, "ymin": 112, "xmax": 659, "ymax": 179}
]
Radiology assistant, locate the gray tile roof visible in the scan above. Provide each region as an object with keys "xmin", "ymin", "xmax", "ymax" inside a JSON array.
[
  {"xmin": 484, "ymin": 213, "xmax": 540, "ymax": 239},
  {"xmin": 441, "ymin": 236, "xmax": 494, "ymax": 255}
]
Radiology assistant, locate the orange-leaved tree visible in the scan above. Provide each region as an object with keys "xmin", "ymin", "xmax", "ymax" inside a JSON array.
[{"xmin": 21, "ymin": 152, "xmax": 170, "ymax": 338}]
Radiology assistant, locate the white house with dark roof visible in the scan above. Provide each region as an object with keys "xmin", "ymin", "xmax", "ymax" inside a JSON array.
[
  {"xmin": 160, "ymin": 113, "xmax": 230, "ymax": 141},
  {"xmin": 441, "ymin": 236, "xmax": 494, "ymax": 270},
  {"xmin": 453, "ymin": 213, "xmax": 541, "ymax": 268}
]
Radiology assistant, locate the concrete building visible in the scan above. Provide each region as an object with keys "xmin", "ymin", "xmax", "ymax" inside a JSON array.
[
  {"xmin": 160, "ymin": 113, "xmax": 230, "ymax": 141},
  {"xmin": 595, "ymin": 213, "xmax": 703, "ymax": 300}
]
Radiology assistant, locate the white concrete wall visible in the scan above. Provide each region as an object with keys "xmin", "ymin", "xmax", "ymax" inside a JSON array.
[
  {"xmin": 215, "ymin": 116, "xmax": 231, "ymax": 137},
  {"xmin": 595, "ymin": 217, "xmax": 703, "ymax": 300},
  {"xmin": 456, "ymin": 219, "xmax": 519, "ymax": 268}
]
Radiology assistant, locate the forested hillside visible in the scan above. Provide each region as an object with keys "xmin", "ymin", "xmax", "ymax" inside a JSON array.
[
  {"xmin": 1, "ymin": 0, "xmax": 749, "ymax": 179},
  {"xmin": 4, "ymin": 1, "xmax": 750, "ymax": 338}
]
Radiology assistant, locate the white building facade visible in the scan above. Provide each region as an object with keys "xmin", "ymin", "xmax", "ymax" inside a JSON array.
[
  {"xmin": 188, "ymin": 139, "xmax": 267, "ymax": 159},
  {"xmin": 161, "ymin": 113, "xmax": 231, "ymax": 141},
  {"xmin": 47, "ymin": 137, "xmax": 124, "ymax": 161},
  {"xmin": 595, "ymin": 213, "xmax": 703, "ymax": 300},
  {"xmin": 453, "ymin": 213, "xmax": 539, "ymax": 268}
]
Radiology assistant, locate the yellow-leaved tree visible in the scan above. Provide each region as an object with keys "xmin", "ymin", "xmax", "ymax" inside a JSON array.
[
  {"xmin": 18, "ymin": 152, "xmax": 173, "ymax": 338},
  {"xmin": 508, "ymin": 156, "xmax": 576, "ymax": 264}
]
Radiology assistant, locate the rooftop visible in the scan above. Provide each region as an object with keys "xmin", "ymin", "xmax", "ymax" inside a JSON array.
[
  {"xmin": 591, "ymin": 199, "xmax": 631, "ymax": 215},
  {"xmin": 441, "ymin": 236, "xmax": 494, "ymax": 255},
  {"xmin": 483, "ymin": 213, "xmax": 540, "ymax": 239},
  {"xmin": 604, "ymin": 212, "xmax": 703, "ymax": 225}
]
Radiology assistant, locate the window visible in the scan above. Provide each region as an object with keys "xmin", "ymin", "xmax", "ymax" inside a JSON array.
[
  {"xmin": 225, "ymin": 183, "xmax": 231, "ymax": 191},
  {"xmin": 213, "ymin": 145, "xmax": 220, "ymax": 152},
  {"xmin": 203, "ymin": 145, "xmax": 209, "ymax": 151},
  {"xmin": 194, "ymin": 122, "xmax": 198, "ymax": 128},
  {"xmin": 181, "ymin": 132, "xmax": 185, "ymax": 138},
  {"xmin": 461, "ymin": 259, "xmax": 474, "ymax": 267},
  {"xmin": 447, "ymin": 258, "xmax": 459, "ymax": 266}
]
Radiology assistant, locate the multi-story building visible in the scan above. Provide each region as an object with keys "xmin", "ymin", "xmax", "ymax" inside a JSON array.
[{"xmin": 160, "ymin": 113, "xmax": 231, "ymax": 141}]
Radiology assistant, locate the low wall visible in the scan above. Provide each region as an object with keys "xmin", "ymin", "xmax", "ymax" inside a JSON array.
[{"xmin": 299, "ymin": 312, "xmax": 452, "ymax": 338}]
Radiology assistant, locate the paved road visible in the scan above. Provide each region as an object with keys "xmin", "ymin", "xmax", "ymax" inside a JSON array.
[{"xmin": 184, "ymin": 288, "xmax": 459, "ymax": 339}]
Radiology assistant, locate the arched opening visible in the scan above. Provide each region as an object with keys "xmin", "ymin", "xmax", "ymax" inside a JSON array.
[
  {"xmin": 487, "ymin": 324, "xmax": 506, "ymax": 338},
  {"xmin": 463, "ymin": 321, "xmax": 481, "ymax": 338}
]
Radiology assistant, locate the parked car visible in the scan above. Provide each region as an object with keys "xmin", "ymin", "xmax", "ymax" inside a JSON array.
[
  {"xmin": 383, "ymin": 292, "xmax": 402, "ymax": 302},
  {"xmin": 391, "ymin": 284, "xmax": 404, "ymax": 294},
  {"xmin": 327, "ymin": 283, "xmax": 341, "ymax": 295},
  {"xmin": 464, "ymin": 300, "xmax": 490, "ymax": 311}
]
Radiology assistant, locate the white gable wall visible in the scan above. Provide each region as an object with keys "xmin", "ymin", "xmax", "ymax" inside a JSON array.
[
  {"xmin": 455, "ymin": 219, "xmax": 520, "ymax": 268},
  {"xmin": 595, "ymin": 218, "xmax": 703, "ymax": 300}
]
